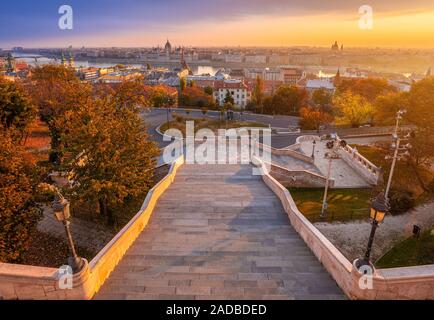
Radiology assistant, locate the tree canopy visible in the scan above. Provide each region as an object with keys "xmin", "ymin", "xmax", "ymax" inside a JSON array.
[
  {"xmin": 58, "ymin": 94, "xmax": 159, "ymax": 225},
  {"xmin": 0, "ymin": 129, "xmax": 42, "ymax": 262},
  {"xmin": 0, "ymin": 76, "xmax": 37, "ymax": 139},
  {"xmin": 336, "ymin": 78, "xmax": 396, "ymax": 103},
  {"xmin": 333, "ymin": 91, "xmax": 374, "ymax": 127}
]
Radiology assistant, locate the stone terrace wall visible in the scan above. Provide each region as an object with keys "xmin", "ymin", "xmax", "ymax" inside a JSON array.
[
  {"xmin": 256, "ymin": 141, "xmax": 314, "ymax": 164},
  {"xmin": 336, "ymin": 136, "xmax": 383, "ymax": 185},
  {"xmin": 268, "ymin": 161, "xmax": 335, "ymax": 188},
  {"xmin": 253, "ymin": 155, "xmax": 434, "ymax": 300},
  {"xmin": 0, "ymin": 156, "xmax": 184, "ymax": 300}
]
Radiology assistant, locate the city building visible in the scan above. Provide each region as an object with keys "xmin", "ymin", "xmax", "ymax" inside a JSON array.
[
  {"xmin": 268, "ymin": 54, "xmax": 290, "ymax": 65},
  {"xmin": 225, "ymin": 53, "xmax": 243, "ymax": 63},
  {"xmin": 213, "ymin": 79, "xmax": 251, "ymax": 109},
  {"xmin": 280, "ymin": 67, "xmax": 306, "ymax": 85},
  {"xmin": 305, "ymin": 79, "xmax": 336, "ymax": 95},
  {"xmin": 343, "ymin": 68, "xmax": 371, "ymax": 78},
  {"xmin": 98, "ymin": 71, "xmax": 142, "ymax": 84},
  {"xmin": 77, "ymin": 67, "xmax": 100, "ymax": 81},
  {"xmin": 244, "ymin": 54, "xmax": 267, "ymax": 64}
]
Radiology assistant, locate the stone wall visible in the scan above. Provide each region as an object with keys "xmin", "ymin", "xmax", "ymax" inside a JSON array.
[
  {"xmin": 336, "ymin": 136, "xmax": 383, "ymax": 185},
  {"xmin": 268, "ymin": 161, "xmax": 335, "ymax": 188},
  {"xmin": 0, "ymin": 156, "xmax": 184, "ymax": 300},
  {"xmin": 256, "ymin": 141, "xmax": 314, "ymax": 164},
  {"xmin": 253, "ymin": 155, "xmax": 434, "ymax": 300}
]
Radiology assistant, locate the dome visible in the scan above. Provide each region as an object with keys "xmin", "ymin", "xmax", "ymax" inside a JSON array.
[{"xmin": 164, "ymin": 39, "xmax": 172, "ymax": 52}]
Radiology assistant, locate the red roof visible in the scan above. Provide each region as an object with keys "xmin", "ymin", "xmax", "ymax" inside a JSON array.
[
  {"xmin": 213, "ymin": 80, "xmax": 248, "ymax": 90},
  {"xmin": 244, "ymin": 79, "xmax": 283, "ymax": 94}
]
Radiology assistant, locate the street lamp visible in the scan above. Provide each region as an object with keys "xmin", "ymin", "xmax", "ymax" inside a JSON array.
[
  {"xmin": 311, "ymin": 140, "xmax": 316, "ymax": 159},
  {"xmin": 320, "ymin": 136, "xmax": 346, "ymax": 218},
  {"xmin": 52, "ymin": 192, "xmax": 84, "ymax": 273},
  {"xmin": 166, "ymin": 106, "xmax": 171, "ymax": 129},
  {"xmin": 355, "ymin": 193, "xmax": 388, "ymax": 268}
]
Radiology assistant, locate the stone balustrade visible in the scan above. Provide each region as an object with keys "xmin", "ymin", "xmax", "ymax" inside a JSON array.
[
  {"xmin": 256, "ymin": 141, "xmax": 314, "ymax": 164},
  {"xmin": 0, "ymin": 155, "xmax": 185, "ymax": 300},
  {"xmin": 252, "ymin": 155, "xmax": 434, "ymax": 300},
  {"xmin": 266, "ymin": 160, "xmax": 335, "ymax": 188},
  {"xmin": 336, "ymin": 136, "xmax": 383, "ymax": 185}
]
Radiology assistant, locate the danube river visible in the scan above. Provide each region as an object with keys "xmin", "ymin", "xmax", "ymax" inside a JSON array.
[{"xmin": 12, "ymin": 53, "xmax": 220, "ymax": 75}]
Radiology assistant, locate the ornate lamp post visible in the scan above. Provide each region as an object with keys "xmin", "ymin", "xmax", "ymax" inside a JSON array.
[
  {"xmin": 311, "ymin": 139, "xmax": 316, "ymax": 159},
  {"xmin": 355, "ymin": 110, "xmax": 410, "ymax": 270},
  {"xmin": 320, "ymin": 134, "xmax": 346, "ymax": 218},
  {"xmin": 355, "ymin": 193, "xmax": 388, "ymax": 268},
  {"xmin": 52, "ymin": 192, "xmax": 84, "ymax": 273}
]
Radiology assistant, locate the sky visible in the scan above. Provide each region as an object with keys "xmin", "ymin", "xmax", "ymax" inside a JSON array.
[{"xmin": 1, "ymin": 0, "xmax": 434, "ymax": 48}]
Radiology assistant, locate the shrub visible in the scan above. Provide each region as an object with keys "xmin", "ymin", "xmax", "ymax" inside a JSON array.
[{"xmin": 388, "ymin": 189, "xmax": 415, "ymax": 215}]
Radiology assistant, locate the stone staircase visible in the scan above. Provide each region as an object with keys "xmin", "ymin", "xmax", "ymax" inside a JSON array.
[{"xmin": 94, "ymin": 164, "xmax": 344, "ymax": 300}]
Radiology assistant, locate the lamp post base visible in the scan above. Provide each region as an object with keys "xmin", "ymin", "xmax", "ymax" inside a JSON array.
[
  {"xmin": 354, "ymin": 258, "xmax": 373, "ymax": 271},
  {"xmin": 68, "ymin": 256, "xmax": 85, "ymax": 274}
]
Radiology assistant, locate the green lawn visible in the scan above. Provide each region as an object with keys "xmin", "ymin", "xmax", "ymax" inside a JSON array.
[
  {"xmin": 375, "ymin": 230, "xmax": 434, "ymax": 268},
  {"xmin": 288, "ymin": 187, "xmax": 373, "ymax": 223}
]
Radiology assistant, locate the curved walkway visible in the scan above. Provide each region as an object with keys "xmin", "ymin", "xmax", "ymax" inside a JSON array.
[{"xmin": 95, "ymin": 164, "xmax": 344, "ymax": 300}]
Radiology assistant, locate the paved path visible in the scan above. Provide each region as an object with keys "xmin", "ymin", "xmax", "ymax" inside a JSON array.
[
  {"xmin": 95, "ymin": 164, "xmax": 344, "ymax": 300},
  {"xmin": 299, "ymin": 140, "xmax": 370, "ymax": 188},
  {"xmin": 315, "ymin": 201, "xmax": 434, "ymax": 262},
  {"xmin": 37, "ymin": 206, "xmax": 116, "ymax": 254}
]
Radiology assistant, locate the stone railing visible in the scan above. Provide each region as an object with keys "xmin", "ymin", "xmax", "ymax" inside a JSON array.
[
  {"xmin": 267, "ymin": 161, "xmax": 334, "ymax": 188},
  {"xmin": 252, "ymin": 155, "xmax": 434, "ymax": 300},
  {"xmin": 336, "ymin": 136, "xmax": 383, "ymax": 185},
  {"xmin": 256, "ymin": 141, "xmax": 314, "ymax": 164},
  {"xmin": 0, "ymin": 155, "xmax": 185, "ymax": 300}
]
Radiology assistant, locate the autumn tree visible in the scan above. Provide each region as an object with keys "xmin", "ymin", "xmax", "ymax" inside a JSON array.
[
  {"xmin": 224, "ymin": 90, "xmax": 234, "ymax": 105},
  {"xmin": 263, "ymin": 85, "xmax": 307, "ymax": 115},
  {"xmin": 58, "ymin": 95, "xmax": 159, "ymax": 225},
  {"xmin": 30, "ymin": 65, "xmax": 90, "ymax": 164},
  {"xmin": 252, "ymin": 75, "xmax": 264, "ymax": 112},
  {"xmin": 374, "ymin": 92, "xmax": 409, "ymax": 126},
  {"xmin": 312, "ymin": 88, "xmax": 332, "ymax": 110},
  {"xmin": 148, "ymin": 85, "xmax": 176, "ymax": 108},
  {"xmin": 110, "ymin": 77, "xmax": 149, "ymax": 111},
  {"xmin": 405, "ymin": 77, "xmax": 434, "ymax": 130},
  {"xmin": 333, "ymin": 91, "xmax": 374, "ymax": 127},
  {"xmin": 0, "ymin": 129, "xmax": 42, "ymax": 262},
  {"xmin": 204, "ymin": 86, "xmax": 213, "ymax": 95},
  {"xmin": 179, "ymin": 77, "xmax": 186, "ymax": 93},
  {"xmin": 0, "ymin": 77, "xmax": 37, "ymax": 142},
  {"xmin": 299, "ymin": 107, "xmax": 334, "ymax": 132},
  {"xmin": 336, "ymin": 78, "xmax": 396, "ymax": 103},
  {"xmin": 403, "ymin": 77, "xmax": 434, "ymax": 190},
  {"xmin": 180, "ymin": 86, "xmax": 214, "ymax": 108}
]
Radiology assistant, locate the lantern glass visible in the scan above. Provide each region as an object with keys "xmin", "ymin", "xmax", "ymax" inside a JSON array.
[
  {"xmin": 370, "ymin": 208, "xmax": 386, "ymax": 223},
  {"xmin": 52, "ymin": 199, "xmax": 70, "ymax": 221},
  {"xmin": 54, "ymin": 209, "xmax": 64, "ymax": 221}
]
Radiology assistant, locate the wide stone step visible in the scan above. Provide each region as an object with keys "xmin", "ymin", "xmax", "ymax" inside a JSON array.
[{"xmin": 94, "ymin": 164, "xmax": 344, "ymax": 300}]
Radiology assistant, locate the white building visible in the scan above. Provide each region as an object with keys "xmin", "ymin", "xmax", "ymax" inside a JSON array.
[
  {"xmin": 213, "ymin": 79, "xmax": 251, "ymax": 109},
  {"xmin": 306, "ymin": 79, "xmax": 335, "ymax": 94},
  {"xmin": 268, "ymin": 54, "xmax": 290, "ymax": 65},
  {"xmin": 225, "ymin": 54, "xmax": 243, "ymax": 63},
  {"xmin": 244, "ymin": 68, "xmax": 264, "ymax": 79},
  {"xmin": 244, "ymin": 55, "xmax": 267, "ymax": 64}
]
